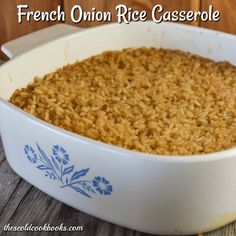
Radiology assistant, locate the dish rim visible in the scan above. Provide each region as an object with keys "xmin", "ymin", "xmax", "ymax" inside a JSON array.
[{"xmin": 1, "ymin": 21, "xmax": 236, "ymax": 163}]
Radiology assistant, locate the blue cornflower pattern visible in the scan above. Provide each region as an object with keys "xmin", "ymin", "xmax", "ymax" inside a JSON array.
[
  {"xmin": 24, "ymin": 143, "xmax": 113, "ymax": 198},
  {"xmin": 24, "ymin": 145, "xmax": 37, "ymax": 164},
  {"xmin": 52, "ymin": 145, "xmax": 69, "ymax": 165},
  {"xmin": 93, "ymin": 176, "xmax": 113, "ymax": 195}
]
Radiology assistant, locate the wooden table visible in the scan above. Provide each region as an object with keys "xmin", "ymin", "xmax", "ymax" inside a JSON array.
[{"xmin": 0, "ymin": 60, "xmax": 235, "ymax": 236}]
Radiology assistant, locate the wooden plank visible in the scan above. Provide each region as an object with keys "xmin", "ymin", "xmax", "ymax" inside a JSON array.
[
  {"xmin": 7, "ymin": 187, "xmax": 63, "ymax": 225},
  {"xmin": 205, "ymin": 221, "xmax": 236, "ymax": 236},
  {"xmin": 200, "ymin": 0, "xmax": 236, "ymax": 35},
  {"xmin": 0, "ymin": 0, "xmax": 63, "ymax": 60},
  {"xmin": 3, "ymin": 186, "xmax": 86, "ymax": 236},
  {"xmin": 95, "ymin": 221, "xmax": 116, "ymax": 236},
  {"xmin": 0, "ymin": 180, "xmax": 32, "ymax": 234},
  {"xmin": 190, "ymin": 0, "xmax": 201, "ymax": 26},
  {"xmin": 0, "ymin": 138, "xmax": 6, "ymax": 164},
  {"xmin": 0, "ymin": 160, "xmax": 22, "ymax": 214}
]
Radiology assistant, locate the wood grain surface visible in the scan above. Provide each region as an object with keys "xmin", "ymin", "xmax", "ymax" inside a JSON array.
[
  {"xmin": 200, "ymin": 0, "xmax": 236, "ymax": 34},
  {"xmin": 1, "ymin": 0, "xmax": 236, "ymax": 59},
  {"xmin": 0, "ymin": 0, "xmax": 62, "ymax": 59}
]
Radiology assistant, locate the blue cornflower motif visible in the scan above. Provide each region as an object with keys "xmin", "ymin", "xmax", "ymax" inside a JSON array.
[
  {"xmin": 24, "ymin": 145, "xmax": 37, "ymax": 164},
  {"xmin": 52, "ymin": 145, "xmax": 69, "ymax": 165},
  {"xmin": 92, "ymin": 176, "xmax": 113, "ymax": 195}
]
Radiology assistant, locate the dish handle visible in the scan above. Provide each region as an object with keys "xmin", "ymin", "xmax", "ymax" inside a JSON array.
[{"xmin": 1, "ymin": 24, "xmax": 82, "ymax": 59}]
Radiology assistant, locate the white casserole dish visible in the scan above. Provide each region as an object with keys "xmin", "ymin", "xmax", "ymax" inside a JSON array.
[{"xmin": 1, "ymin": 22, "xmax": 236, "ymax": 235}]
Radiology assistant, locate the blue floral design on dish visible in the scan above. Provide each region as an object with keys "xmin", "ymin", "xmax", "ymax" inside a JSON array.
[
  {"xmin": 24, "ymin": 143, "xmax": 113, "ymax": 198},
  {"xmin": 52, "ymin": 145, "xmax": 69, "ymax": 165},
  {"xmin": 24, "ymin": 145, "xmax": 38, "ymax": 164},
  {"xmin": 93, "ymin": 176, "xmax": 113, "ymax": 195}
]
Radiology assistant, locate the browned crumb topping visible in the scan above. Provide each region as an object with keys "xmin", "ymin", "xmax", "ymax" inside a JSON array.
[{"xmin": 10, "ymin": 48, "xmax": 236, "ymax": 155}]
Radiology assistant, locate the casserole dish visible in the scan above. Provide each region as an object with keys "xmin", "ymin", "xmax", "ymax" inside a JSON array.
[{"xmin": 1, "ymin": 22, "xmax": 236, "ymax": 235}]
